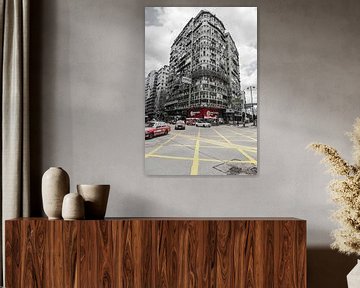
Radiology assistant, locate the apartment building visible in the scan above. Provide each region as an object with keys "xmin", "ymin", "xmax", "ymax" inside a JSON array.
[
  {"xmin": 165, "ymin": 10, "xmax": 243, "ymax": 120},
  {"xmin": 155, "ymin": 65, "xmax": 169, "ymax": 118},
  {"xmin": 145, "ymin": 70, "xmax": 158, "ymax": 119}
]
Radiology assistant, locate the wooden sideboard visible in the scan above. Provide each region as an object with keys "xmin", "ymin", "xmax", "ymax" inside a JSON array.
[{"xmin": 5, "ymin": 218, "xmax": 306, "ymax": 287}]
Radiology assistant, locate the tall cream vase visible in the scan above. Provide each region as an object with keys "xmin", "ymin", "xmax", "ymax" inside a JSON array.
[{"xmin": 42, "ymin": 167, "xmax": 70, "ymax": 219}]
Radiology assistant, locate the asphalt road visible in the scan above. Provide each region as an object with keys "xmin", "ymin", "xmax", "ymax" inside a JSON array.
[{"xmin": 145, "ymin": 124, "xmax": 257, "ymax": 175}]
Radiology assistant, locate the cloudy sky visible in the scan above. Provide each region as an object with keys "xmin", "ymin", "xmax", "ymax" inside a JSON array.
[{"xmin": 145, "ymin": 7, "xmax": 257, "ymax": 97}]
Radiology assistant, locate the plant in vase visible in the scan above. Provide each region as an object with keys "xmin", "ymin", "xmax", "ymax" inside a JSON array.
[{"xmin": 308, "ymin": 118, "xmax": 360, "ymax": 287}]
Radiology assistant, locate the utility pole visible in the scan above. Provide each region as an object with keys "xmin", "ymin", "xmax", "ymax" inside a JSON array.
[
  {"xmin": 246, "ymin": 86, "xmax": 256, "ymax": 126},
  {"xmin": 242, "ymin": 90, "xmax": 246, "ymax": 127}
]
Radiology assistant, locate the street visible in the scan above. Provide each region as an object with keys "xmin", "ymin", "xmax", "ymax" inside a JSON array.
[{"xmin": 145, "ymin": 125, "xmax": 257, "ymax": 175}]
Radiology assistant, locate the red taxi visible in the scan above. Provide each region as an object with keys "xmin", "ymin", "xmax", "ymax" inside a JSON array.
[{"xmin": 145, "ymin": 121, "xmax": 171, "ymax": 139}]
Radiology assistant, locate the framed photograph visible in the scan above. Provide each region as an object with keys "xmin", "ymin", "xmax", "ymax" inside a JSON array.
[{"xmin": 145, "ymin": 7, "xmax": 257, "ymax": 175}]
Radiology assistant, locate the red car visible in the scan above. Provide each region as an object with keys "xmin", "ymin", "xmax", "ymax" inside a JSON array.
[{"xmin": 145, "ymin": 121, "xmax": 171, "ymax": 139}]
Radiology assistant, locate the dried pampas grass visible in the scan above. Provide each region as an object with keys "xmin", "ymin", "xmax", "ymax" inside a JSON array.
[{"xmin": 308, "ymin": 118, "xmax": 360, "ymax": 256}]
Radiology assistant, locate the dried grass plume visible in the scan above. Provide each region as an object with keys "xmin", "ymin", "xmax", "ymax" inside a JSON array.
[{"xmin": 308, "ymin": 118, "xmax": 360, "ymax": 256}]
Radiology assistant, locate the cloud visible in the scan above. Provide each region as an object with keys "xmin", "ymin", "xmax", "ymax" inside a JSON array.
[
  {"xmin": 145, "ymin": 7, "xmax": 163, "ymax": 26},
  {"xmin": 145, "ymin": 7, "xmax": 257, "ymax": 88}
]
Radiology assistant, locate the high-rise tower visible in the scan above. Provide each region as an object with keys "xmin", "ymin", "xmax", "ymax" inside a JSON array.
[
  {"xmin": 145, "ymin": 70, "xmax": 158, "ymax": 119},
  {"xmin": 165, "ymin": 10, "xmax": 242, "ymax": 120}
]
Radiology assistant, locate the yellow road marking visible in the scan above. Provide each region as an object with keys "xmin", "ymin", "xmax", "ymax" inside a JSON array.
[
  {"xmin": 146, "ymin": 153, "xmax": 254, "ymax": 164},
  {"xmin": 145, "ymin": 128, "xmax": 257, "ymax": 168},
  {"xmin": 176, "ymin": 133, "xmax": 257, "ymax": 152},
  {"xmin": 167, "ymin": 144, "xmax": 241, "ymax": 149},
  {"xmin": 213, "ymin": 129, "xmax": 257, "ymax": 164},
  {"xmin": 210, "ymin": 136, "xmax": 250, "ymax": 139},
  {"xmin": 198, "ymin": 136, "xmax": 223, "ymax": 138},
  {"xmin": 224, "ymin": 127, "xmax": 257, "ymax": 141},
  {"xmin": 145, "ymin": 133, "xmax": 179, "ymax": 158},
  {"xmin": 189, "ymin": 133, "xmax": 257, "ymax": 151},
  {"xmin": 190, "ymin": 129, "xmax": 201, "ymax": 175},
  {"xmin": 233, "ymin": 132, "xmax": 257, "ymax": 141},
  {"xmin": 244, "ymin": 149, "xmax": 257, "ymax": 154}
]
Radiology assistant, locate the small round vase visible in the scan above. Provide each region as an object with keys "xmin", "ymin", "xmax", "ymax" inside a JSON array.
[
  {"xmin": 42, "ymin": 167, "xmax": 70, "ymax": 219},
  {"xmin": 77, "ymin": 184, "xmax": 110, "ymax": 219},
  {"xmin": 62, "ymin": 192, "xmax": 85, "ymax": 220}
]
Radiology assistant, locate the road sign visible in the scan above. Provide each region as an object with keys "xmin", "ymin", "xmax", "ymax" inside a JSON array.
[{"xmin": 182, "ymin": 77, "xmax": 192, "ymax": 84}]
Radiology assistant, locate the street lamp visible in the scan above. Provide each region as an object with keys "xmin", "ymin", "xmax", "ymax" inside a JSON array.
[{"xmin": 246, "ymin": 86, "xmax": 256, "ymax": 126}]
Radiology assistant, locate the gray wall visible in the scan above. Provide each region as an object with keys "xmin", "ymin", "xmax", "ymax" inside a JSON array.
[{"xmin": 30, "ymin": 0, "xmax": 360, "ymax": 286}]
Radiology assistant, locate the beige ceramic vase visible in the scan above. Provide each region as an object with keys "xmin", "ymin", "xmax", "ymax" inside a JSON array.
[
  {"xmin": 62, "ymin": 192, "xmax": 85, "ymax": 220},
  {"xmin": 42, "ymin": 167, "xmax": 70, "ymax": 219},
  {"xmin": 77, "ymin": 184, "xmax": 110, "ymax": 219}
]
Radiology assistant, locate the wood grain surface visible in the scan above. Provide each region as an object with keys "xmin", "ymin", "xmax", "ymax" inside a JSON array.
[{"xmin": 5, "ymin": 218, "xmax": 306, "ymax": 287}]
